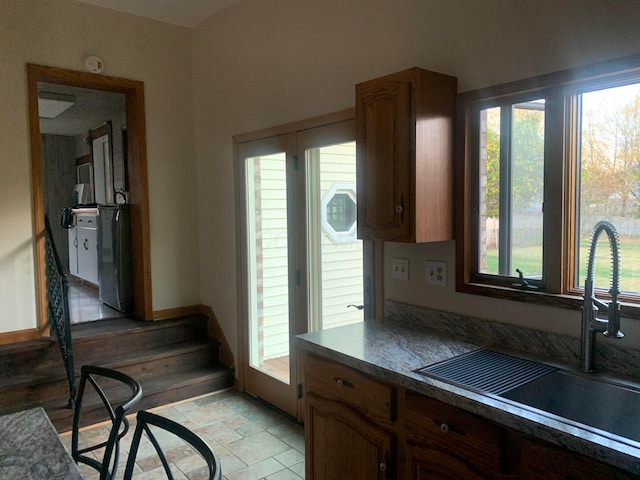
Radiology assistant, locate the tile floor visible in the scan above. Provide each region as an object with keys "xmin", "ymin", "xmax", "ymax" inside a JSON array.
[
  {"xmin": 59, "ymin": 388, "xmax": 305, "ymax": 480},
  {"xmin": 67, "ymin": 277, "xmax": 123, "ymax": 324}
]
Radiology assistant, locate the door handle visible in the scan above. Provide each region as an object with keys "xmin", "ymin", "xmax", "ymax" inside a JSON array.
[{"xmin": 347, "ymin": 304, "xmax": 364, "ymax": 310}]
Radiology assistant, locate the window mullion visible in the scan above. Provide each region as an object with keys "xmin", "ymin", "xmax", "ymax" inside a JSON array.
[
  {"xmin": 498, "ymin": 106, "xmax": 513, "ymax": 276},
  {"xmin": 543, "ymin": 87, "xmax": 569, "ymax": 293}
]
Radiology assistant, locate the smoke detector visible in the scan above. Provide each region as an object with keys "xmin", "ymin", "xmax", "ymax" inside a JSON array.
[{"xmin": 84, "ymin": 56, "xmax": 104, "ymax": 74}]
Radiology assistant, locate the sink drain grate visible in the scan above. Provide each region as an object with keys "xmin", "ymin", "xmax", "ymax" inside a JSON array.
[{"xmin": 415, "ymin": 349, "xmax": 557, "ymax": 395}]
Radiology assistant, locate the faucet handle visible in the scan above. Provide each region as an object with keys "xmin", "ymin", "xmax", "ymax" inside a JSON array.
[
  {"xmin": 512, "ymin": 269, "xmax": 540, "ymax": 291},
  {"xmin": 604, "ymin": 302, "xmax": 624, "ymax": 338}
]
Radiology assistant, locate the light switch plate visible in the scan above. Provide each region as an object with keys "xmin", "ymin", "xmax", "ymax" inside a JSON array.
[
  {"xmin": 426, "ymin": 261, "xmax": 447, "ymax": 286},
  {"xmin": 392, "ymin": 258, "xmax": 409, "ymax": 281}
]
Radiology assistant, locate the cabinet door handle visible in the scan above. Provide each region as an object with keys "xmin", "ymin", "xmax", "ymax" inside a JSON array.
[
  {"xmin": 379, "ymin": 462, "xmax": 386, "ymax": 472},
  {"xmin": 440, "ymin": 422, "xmax": 450, "ymax": 433},
  {"xmin": 396, "ymin": 194, "xmax": 405, "ymax": 222},
  {"xmin": 334, "ymin": 377, "xmax": 354, "ymax": 389},
  {"xmin": 74, "ymin": 238, "xmax": 78, "ymax": 248},
  {"xmin": 83, "ymin": 238, "xmax": 89, "ymax": 250}
]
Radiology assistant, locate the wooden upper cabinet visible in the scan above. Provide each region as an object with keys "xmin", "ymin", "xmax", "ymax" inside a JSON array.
[{"xmin": 356, "ymin": 67, "xmax": 457, "ymax": 242}]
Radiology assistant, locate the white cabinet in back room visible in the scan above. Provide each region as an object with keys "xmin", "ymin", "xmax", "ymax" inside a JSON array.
[{"xmin": 68, "ymin": 211, "xmax": 99, "ymax": 285}]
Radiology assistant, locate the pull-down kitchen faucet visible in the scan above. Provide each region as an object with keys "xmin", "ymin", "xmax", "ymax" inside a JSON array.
[{"xmin": 580, "ymin": 220, "xmax": 624, "ymax": 372}]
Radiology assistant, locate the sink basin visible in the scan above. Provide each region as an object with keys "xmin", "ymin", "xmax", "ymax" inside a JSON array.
[
  {"xmin": 416, "ymin": 349, "xmax": 640, "ymax": 444},
  {"xmin": 501, "ymin": 370, "xmax": 640, "ymax": 443}
]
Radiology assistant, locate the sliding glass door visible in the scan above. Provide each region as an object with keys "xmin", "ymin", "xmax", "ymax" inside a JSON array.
[{"xmin": 236, "ymin": 116, "xmax": 363, "ymax": 419}]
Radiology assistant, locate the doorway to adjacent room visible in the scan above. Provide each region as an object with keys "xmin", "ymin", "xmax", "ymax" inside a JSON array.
[{"xmin": 27, "ymin": 64, "xmax": 153, "ymax": 335}]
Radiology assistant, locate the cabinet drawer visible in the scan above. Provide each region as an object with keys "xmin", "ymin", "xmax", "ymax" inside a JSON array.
[
  {"xmin": 76, "ymin": 214, "xmax": 97, "ymax": 229},
  {"xmin": 404, "ymin": 391, "xmax": 506, "ymax": 474},
  {"xmin": 517, "ymin": 436, "xmax": 636, "ymax": 480},
  {"xmin": 304, "ymin": 354, "xmax": 394, "ymax": 423}
]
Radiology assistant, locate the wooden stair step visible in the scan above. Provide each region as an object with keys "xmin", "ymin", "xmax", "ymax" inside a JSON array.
[
  {"xmin": 0, "ymin": 339, "xmax": 218, "ymax": 389},
  {"xmin": 68, "ymin": 316, "xmax": 209, "ymax": 363},
  {"xmin": 70, "ymin": 316, "xmax": 207, "ymax": 341},
  {"xmin": 74, "ymin": 338, "xmax": 220, "ymax": 374},
  {"xmin": 0, "ymin": 339, "xmax": 61, "ymax": 373},
  {"xmin": 0, "ymin": 314, "xmax": 235, "ymax": 434}
]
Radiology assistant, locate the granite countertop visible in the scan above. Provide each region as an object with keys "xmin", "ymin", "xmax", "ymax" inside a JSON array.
[
  {"xmin": 0, "ymin": 407, "xmax": 84, "ymax": 479},
  {"xmin": 295, "ymin": 318, "xmax": 640, "ymax": 475}
]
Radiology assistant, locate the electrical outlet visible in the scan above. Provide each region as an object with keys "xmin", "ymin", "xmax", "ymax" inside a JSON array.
[
  {"xmin": 391, "ymin": 258, "xmax": 409, "ymax": 281},
  {"xmin": 426, "ymin": 261, "xmax": 447, "ymax": 286}
]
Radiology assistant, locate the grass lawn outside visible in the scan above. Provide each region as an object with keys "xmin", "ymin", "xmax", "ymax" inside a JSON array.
[{"xmin": 484, "ymin": 240, "xmax": 640, "ymax": 293}]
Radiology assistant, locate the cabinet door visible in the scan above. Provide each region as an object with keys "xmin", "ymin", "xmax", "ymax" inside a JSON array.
[
  {"xmin": 68, "ymin": 226, "xmax": 78, "ymax": 275},
  {"xmin": 78, "ymin": 227, "xmax": 98, "ymax": 284},
  {"xmin": 357, "ymin": 75, "xmax": 412, "ymax": 241},
  {"xmin": 356, "ymin": 68, "xmax": 456, "ymax": 243},
  {"xmin": 305, "ymin": 393, "xmax": 394, "ymax": 480}
]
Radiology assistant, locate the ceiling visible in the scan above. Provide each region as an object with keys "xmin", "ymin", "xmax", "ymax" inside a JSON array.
[
  {"xmin": 39, "ymin": 1, "xmax": 240, "ymax": 137},
  {"xmin": 38, "ymin": 83, "xmax": 126, "ymax": 137},
  {"xmin": 74, "ymin": 0, "xmax": 241, "ymax": 28}
]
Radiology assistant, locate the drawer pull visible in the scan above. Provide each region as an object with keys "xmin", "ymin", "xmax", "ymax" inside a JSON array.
[
  {"xmin": 334, "ymin": 377, "xmax": 354, "ymax": 389},
  {"xmin": 379, "ymin": 462, "xmax": 386, "ymax": 472},
  {"xmin": 440, "ymin": 422, "xmax": 450, "ymax": 433}
]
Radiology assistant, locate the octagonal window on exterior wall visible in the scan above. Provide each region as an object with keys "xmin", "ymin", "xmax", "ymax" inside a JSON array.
[{"xmin": 321, "ymin": 183, "xmax": 357, "ymax": 244}]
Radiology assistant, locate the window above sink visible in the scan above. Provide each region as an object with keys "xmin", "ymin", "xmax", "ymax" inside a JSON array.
[{"xmin": 457, "ymin": 54, "xmax": 640, "ymax": 319}]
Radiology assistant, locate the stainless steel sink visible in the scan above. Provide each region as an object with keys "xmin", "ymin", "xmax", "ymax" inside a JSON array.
[
  {"xmin": 501, "ymin": 369, "xmax": 640, "ymax": 443},
  {"xmin": 415, "ymin": 349, "xmax": 640, "ymax": 444}
]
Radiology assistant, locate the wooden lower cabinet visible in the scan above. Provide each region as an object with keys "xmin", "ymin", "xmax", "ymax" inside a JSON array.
[
  {"xmin": 306, "ymin": 393, "xmax": 394, "ymax": 480},
  {"xmin": 402, "ymin": 391, "xmax": 513, "ymax": 480},
  {"xmin": 304, "ymin": 354, "xmax": 395, "ymax": 479},
  {"xmin": 405, "ymin": 441, "xmax": 503, "ymax": 480},
  {"xmin": 303, "ymin": 354, "xmax": 636, "ymax": 480},
  {"xmin": 515, "ymin": 435, "xmax": 637, "ymax": 480}
]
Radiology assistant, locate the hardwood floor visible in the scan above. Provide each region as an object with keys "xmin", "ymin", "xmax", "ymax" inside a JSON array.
[{"xmin": 263, "ymin": 356, "xmax": 290, "ymax": 381}]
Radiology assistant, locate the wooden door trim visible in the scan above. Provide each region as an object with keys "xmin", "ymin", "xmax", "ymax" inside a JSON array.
[{"xmin": 27, "ymin": 63, "xmax": 153, "ymax": 335}]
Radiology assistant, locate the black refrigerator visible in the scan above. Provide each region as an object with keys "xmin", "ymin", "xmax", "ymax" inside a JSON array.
[{"xmin": 98, "ymin": 204, "xmax": 133, "ymax": 313}]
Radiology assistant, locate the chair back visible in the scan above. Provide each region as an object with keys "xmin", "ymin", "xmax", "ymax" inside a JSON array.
[
  {"xmin": 71, "ymin": 365, "xmax": 142, "ymax": 480},
  {"xmin": 123, "ymin": 410, "xmax": 222, "ymax": 480}
]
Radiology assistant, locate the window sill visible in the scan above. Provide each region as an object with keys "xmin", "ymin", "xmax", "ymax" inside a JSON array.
[{"xmin": 456, "ymin": 282, "xmax": 640, "ymax": 320}]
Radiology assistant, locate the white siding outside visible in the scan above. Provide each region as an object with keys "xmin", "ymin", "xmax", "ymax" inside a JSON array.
[{"xmin": 248, "ymin": 142, "xmax": 362, "ymax": 364}]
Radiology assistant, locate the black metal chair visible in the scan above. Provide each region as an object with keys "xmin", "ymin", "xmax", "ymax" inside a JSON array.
[
  {"xmin": 123, "ymin": 410, "xmax": 222, "ymax": 480},
  {"xmin": 71, "ymin": 365, "xmax": 143, "ymax": 480}
]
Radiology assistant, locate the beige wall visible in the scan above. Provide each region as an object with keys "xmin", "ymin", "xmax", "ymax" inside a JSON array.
[
  {"xmin": 3, "ymin": 0, "xmax": 640, "ymax": 355},
  {"xmin": 192, "ymin": 0, "xmax": 640, "ymax": 360},
  {"xmin": 0, "ymin": 0, "xmax": 199, "ymax": 333}
]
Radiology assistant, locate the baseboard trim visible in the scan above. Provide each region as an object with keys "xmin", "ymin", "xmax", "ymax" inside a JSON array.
[
  {"xmin": 152, "ymin": 305, "xmax": 202, "ymax": 321},
  {"xmin": 0, "ymin": 328, "xmax": 42, "ymax": 346}
]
